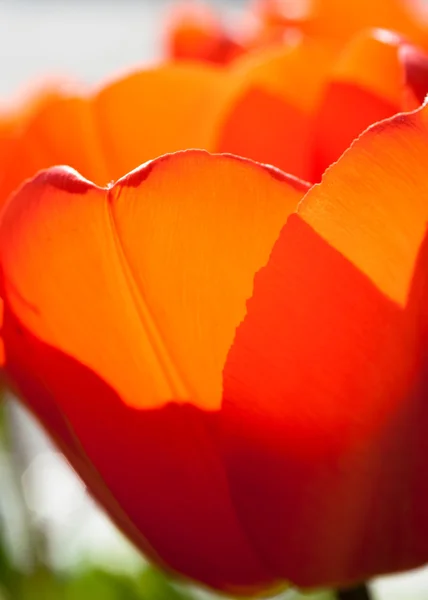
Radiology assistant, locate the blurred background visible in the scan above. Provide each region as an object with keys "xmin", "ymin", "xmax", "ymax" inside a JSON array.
[
  {"xmin": 0, "ymin": 0, "xmax": 245, "ymax": 95},
  {"xmin": 0, "ymin": 1, "xmax": 428, "ymax": 599}
]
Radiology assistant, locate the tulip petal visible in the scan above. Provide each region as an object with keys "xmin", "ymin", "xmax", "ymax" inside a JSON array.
[
  {"xmin": 0, "ymin": 65, "xmax": 231, "ymax": 208},
  {"xmin": 315, "ymin": 0, "xmax": 428, "ymax": 46},
  {"xmin": 1, "ymin": 56, "xmax": 318, "ymax": 209},
  {"xmin": 3, "ymin": 306, "xmax": 152, "ymax": 565},
  {"xmin": 265, "ymin": 0, "xmax": 428, "ymax": 48},
  {"xmin": 0, "ymin": 151, "xmax": 308, "ymax": 410},
  {"xmin": 3, "ymin": 308, "xmax": 273, "ymax": 591},
  {"xmin": 165, "ymin": 0, "xmax": 241, "ymax": 64},
  {"xmin": 94, "ymin": 65, "xmax": 230, "ymax": 181},
  {"xmin": 215, "ymin": 40, "xmax": 333, "ymax": 179},
  {"xmin": 307, "ymin": 105, "xmax": 428, "ymax": 304},
  {"xmin": 110, "ymin": 152, "xmax": 306, "ymax": 409},
  {"xmin": 222, "ymin": 105, "xmax": 428, "ymax": 586},
  {"xmin": 0, "ymin": 92, "xmax": 109, "ymax": 207},
  {"xmin": 0, "ymin": 150, "xmax": 308, "ymax": 591},
  {"xmin": 312, "ymin": 29, "xmax": 428, "ymax": 179}
]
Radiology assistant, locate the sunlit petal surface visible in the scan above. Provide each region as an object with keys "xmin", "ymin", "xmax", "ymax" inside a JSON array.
[{"xmin": 0, "ymin": 150, "xmax": 307, "ymax": 592}]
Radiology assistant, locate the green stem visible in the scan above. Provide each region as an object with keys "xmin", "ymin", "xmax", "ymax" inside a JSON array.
[{"xmin": 337, "ymin": 583, "xmax": 372, "ymax": 600}]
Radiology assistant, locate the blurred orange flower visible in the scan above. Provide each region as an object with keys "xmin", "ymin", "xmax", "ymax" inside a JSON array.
[
  {"xmin": 165, "ymin": 1, "xmax": 243, "ymax": 64},
  {"xmin": 251, "ymin": 0, "xmax": 428, "ymax": 50},
  {"xmin": 166, "ymin": 0, "xmax": 428, "ymax": 59},
  {"xmin": 2, "ymin": 102, "xmax": 428, "ymax": 593},
  {"xmin": 1, "ymin": 0, "xmax": 428, "ymax": 209}
]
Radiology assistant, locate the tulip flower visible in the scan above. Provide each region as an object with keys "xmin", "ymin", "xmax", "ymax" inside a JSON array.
[{"xmin": 1, "ymin": 95, "xmax": 428, "ymax": 594}]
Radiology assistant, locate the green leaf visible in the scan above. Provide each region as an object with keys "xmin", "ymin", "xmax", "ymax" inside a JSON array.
[
  {"xmin": 64, "ymin": 569, "xmax": 142, "ymax": 600},
  {"xmin": 298, "ymin": 591, "xmax": 337, "ymax": 600},
  {"xmin": 136, "ymin": 566, "xmax": 195, "ymax": 600},
  {"xmin": 17, "ymin": 567, "xmax": 66, "ymax": 600}
]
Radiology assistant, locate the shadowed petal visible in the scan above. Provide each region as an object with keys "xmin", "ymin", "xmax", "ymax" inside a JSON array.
[
  {"xmin": 312, "ymin": 29, "xmax": 428, "ymax": 179},
  {"xmin": 215, "ymin": 39, "xmax": 334, "ymax": 179},
  {"xmin": 221, "ymin": 104, "xmax": 428, "ymax": 586}
]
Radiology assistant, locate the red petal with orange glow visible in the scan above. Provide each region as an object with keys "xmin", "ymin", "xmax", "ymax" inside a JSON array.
[
  {"xmin": 312, "ymin": 29, "xmax": 428, "ymax": 179},
  {"xmin": 0, "ymin": 151, "xmax": 307, "ymax": 592},
  {"xmin": 215, "ymin": 39, "xmax": 334, "ymax": 180},
  {"xmin": 222, "ymin": 104, "xmax": 428, "ymax": 587}
]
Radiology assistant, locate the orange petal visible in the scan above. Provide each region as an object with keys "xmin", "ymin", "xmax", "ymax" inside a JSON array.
[
  {"xmin": 308, "ymin": 105, "xmax": 428, "ymax": 305},
  {"xmin": 0, "ymin": 87, "xmax": 60, "ymax": 208},
  {"xmin": 0, "ymin": 88, "xmax": 109, "ymax": 209},
  {"xmin": 164, "ymin": 0, "xmax": 242, "ymax": 64},
  {"xmin": 214, "ymin": 38, "xmax": 334, "ymax": 179},
  {"xmin": 254, "ymin": 0, "xmax": 428, "ymax": 49},
  {"xmin": 0, "ymin": 151, "xmax": 308, "ymax": 591},
  {"xmin": 0, "ymin": 65, "xmax": 232, "ymax": 208},
  {"xmin": 312, "ymin": 29, "xmax": 428, "ymax": 179},
  {"xmin": 0, "ymin": 151, "xmax": 307, "ymax": 410},
  {"xmin": 93, "ymin": 65, "xmax": 231, "ymax": 181},
  {"xmin": 309, "ymin": 0, "xmax": 428, "ymax": 47},
  {"xmin": 1, "ymin": 56, "xmax": 316, "ymax": 205},
  {"xmin": 221, "ymin": 104, "xmax": 428, "ymax": 587},
  {"xmin": 241, "ymin": 0, "xmax": 311, "ymax": 50},
  {"xmin": 18, "ymin": 93, "xmax": 109, "ymax": 183}
]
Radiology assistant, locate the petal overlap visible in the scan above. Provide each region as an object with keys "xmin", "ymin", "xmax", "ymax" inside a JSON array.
[
  {"xmin": 2, "ymin": 1, "xmax": 428, "ymax": 593},
  {"xmin": 221, "ymin": 103, "xmax": 428, "ymax": 587},
  {"xmin": 312, "ymin": 29, "xmax": 428, "ymax": 179}
]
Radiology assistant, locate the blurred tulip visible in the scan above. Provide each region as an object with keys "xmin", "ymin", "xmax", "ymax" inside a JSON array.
[
  {"xmin": 2, "ymin": 101, "xmax": 428, "ymax": 593},
  {"xmin": 241, "ymin": 0, "xmax": 428, "ymax": 52},
  {"xmin": 0, "ymin": 26, "xmax": 427, "ymax": 209},
  {"xmin": 165, "ymin": 0, "xmax": 428, "ymax": 59}
]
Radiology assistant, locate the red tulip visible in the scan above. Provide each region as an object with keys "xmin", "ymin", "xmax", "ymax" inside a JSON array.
[{"xmin": 1, "ymin": 100, "xmax": 428, "ymax": 593}]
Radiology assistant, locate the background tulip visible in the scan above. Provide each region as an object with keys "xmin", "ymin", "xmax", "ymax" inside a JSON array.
[
  {"xmin": 165, "ymin": 1, "xmax": 243, "ymax": 64},
  {"xmin": 1, "ymin": 24, "xmax": 428, "ymax": 213}
]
